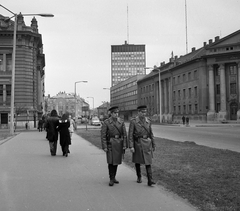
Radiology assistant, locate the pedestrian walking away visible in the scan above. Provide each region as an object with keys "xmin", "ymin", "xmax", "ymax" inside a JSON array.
[
  {"xmin": 68, "ymin": 115, "xmax": 75, "ymax": 138},
  {"xmin": 128, "ymin": 105, "xmax": 156, "ymax": 186},
  {"xmin": 45, "ymin": 109, "xmax": 59, "ymax": 156},
  {"xmin": 38, "ymin": 118, "xmax": 43, "ymax": 132},
  {"xmin": 101, "ymin": 106, "xmax": 128, "ymax": 186},
  {"xmin": 58, "ymin": 113, "xmax": 71, "ymax": 157}
]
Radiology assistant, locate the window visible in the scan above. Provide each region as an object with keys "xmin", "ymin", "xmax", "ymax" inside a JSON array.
[
  {"xmin": 183, "ymin": 89, "xmax": 186, "ymax": 99},
  {"xmin": 188, "ymin": 88, "xmax": 192, "ymax": 98},
  {"xmin": 183, "ymin": 105, "xmax": 186, "ymax": 113},
  {"xmin": 0, "ymin": 85, "xmax": 3, "ymax": 96},
  {"xmin": 189, "ymin": 104, "xmax": 192, "ymax": 114},
  {"xmin": 195, "ymin": 104, "xmax": 198, "ymax": 113},
  {"xmin": 173, "ymin": 91, "xmax": 176, "ymax": 100},
  {"xmin": 6, "ymin": 54, "xmax": 12, "ymax": 71},
  {"xmin": 230, "ymin": 83, "xmax": 237, "ymax": 94},
  {"xmin": 183, "ymin": 74, "xmax": 186, "ymax": 82},
  {"xmin": 188, "ymin": 72, "xmax": 191, "ymax": 80},
  {"xmin": 229, "ymin": 66, "xmax": 237, "ymax": 75},
  {"xmin": 0, "ymin": 55, "xmax": 3, "ymax": 71},
  {"xmin": 216, "ymin": 103, "xmax": 220, "ymax": 113},
  {"xmin": 216, "ymin": 84, "xmax": 220, "ymax": 94},
  {"xmin": 6, "ymin": 85, "xmax": 11, "ymax": 96},
  {"xmin": 194, "ymin": 86, "xmax": 198, "ymax": 98},
  {"xmin": 178, "ymin": 105, "xmax": 181, "ymax": 114},
  {"xmin": 194, "ymin": 70, "xmax": 198, "ymax": 79},
  {"xmin": 178, "ymin": 90, "xmax": 181, "ymax": 100},
  {"xmin": 178, "ymin": 75, "xmax": 180, "ymax": 83}
]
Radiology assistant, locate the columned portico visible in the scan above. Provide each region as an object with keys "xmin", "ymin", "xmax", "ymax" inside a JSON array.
[
  {"xmin": 207, "ymin": 65, "xmax": 216, "ymax": 121},
  {"xmin": 237, "ymin": 62, "xmax": 240, "ymax": 121},
  {"xmin": 168, "ymin": 77, "xmax": 173, "ymax": 121},
  {"xmin": 164, "ymin": 79, "xmax": 168, "ymax": 114},
  {"xmin": 218, "ymin": 64, "xmax": 227, "ymax": 120}
]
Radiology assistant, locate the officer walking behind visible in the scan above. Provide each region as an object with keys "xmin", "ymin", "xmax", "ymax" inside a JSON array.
[
  {"xmin": 101, "ymin": 106, "xmax": 128, "ymax": 186},
  {"xmin": 128, "ymin": 105, "xmax": 156, "ymax": 186}
]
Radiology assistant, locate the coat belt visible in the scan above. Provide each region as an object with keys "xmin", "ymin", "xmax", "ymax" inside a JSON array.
[{"xmin": 110, "ymin": 135, "xmax": 121, "ymax": 138}]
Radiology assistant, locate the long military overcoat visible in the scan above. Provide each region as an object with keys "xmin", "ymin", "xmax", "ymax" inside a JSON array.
[
  {"xmin": 128, "ymin": 116, "xmax": 155, "ymax": 165},
  {"xmin": 101, "ymin": 117, "xmax": 127, "ymax": 165}
]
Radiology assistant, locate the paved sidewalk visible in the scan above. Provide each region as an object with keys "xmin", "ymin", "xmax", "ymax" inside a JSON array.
[{"xmin": 0, "ymin": 131, "xmax": 197, "ymax": 211}]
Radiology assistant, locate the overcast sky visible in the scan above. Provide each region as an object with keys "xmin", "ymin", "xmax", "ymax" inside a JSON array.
[{"xmin": 1, "ymin": 0, "xmax": 240, "ymax": 108}]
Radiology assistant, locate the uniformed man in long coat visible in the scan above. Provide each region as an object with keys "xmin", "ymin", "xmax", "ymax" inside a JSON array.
[
  {"xmin": 128, "ymin": 105, "xmax": 156, "ymax": 186},
  {"xmin": 101, "ymin": 106, "xmax": 127, "ymax": 186}
]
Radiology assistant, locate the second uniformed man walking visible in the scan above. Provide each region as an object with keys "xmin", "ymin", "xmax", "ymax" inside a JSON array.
[
  {"xmin": 128, "ymin": 105, "xmax": 156, "ymax": 186},
  {"xmin": 101, "ymin": 106, "xmax": 127, "ymax": 186}
]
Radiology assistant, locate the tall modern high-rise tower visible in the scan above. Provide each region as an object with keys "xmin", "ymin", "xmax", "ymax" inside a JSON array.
[{"xmin": 111, "ymin": 41, "xmax": 146, "ymax": 87}]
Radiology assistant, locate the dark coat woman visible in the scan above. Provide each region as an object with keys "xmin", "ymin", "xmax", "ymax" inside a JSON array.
[
  {"xmin": 45, "ymin": 109, "xmax": 59, "ymax": 156},
  {"xmin": 57, "ymin": 113, "xmax": 71, "ymax": 157}
]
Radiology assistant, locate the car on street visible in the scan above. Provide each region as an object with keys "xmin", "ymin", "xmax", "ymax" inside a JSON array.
[{"xmin": 91, "ymin": 116, "xmax": 101, "ymax": 126}]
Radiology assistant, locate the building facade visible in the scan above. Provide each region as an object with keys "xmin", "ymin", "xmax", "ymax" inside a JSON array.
[
  {"xmin": 110, "ymin": 75, "xmax": 144, "ymax": 121},
  {"xmin": 0, "ymin": 14, "xmax": 45, "ymax": 128},
  {"xmin": 111, "ymin": 42, "xmax": 146, "ymax": 86},
  {"xmin": 45, "ymin": 92, "xmax": 89, "ymax": 119},
  {"xmin": 137, "ymin": 29, "xmax": 240, "ymax": 123}
]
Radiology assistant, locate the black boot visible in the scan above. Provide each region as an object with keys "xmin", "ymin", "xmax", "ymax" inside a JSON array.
[
  {"xmin": 146, "ymin": 165, "xmax": 156, "ymax": 186},
  {"xmin": 108, "ymin": 164, "xmax": 114, "ymax": 186},
  {"xmin": 135, "ymin": 163, "xmax": 142, "ymax": 183},
  {"xmin": 113, "ymin": 165, "xmax": 119, "ymax": 184}
]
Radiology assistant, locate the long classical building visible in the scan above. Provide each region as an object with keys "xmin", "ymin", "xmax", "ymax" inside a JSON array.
[
  {"xmin": 0, "ymin": 14, "xmax": 45, "ymax": 128},
  {"xmin": 137, "ymin": 29, "xmax": 240, "ymax": 123}
]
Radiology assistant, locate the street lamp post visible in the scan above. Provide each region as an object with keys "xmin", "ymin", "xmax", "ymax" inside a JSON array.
[
  {"xmin": 0, "ymin": 4, "xmax": 54, "ymax": 135},
  {"xmin": 146, "ymin": 67, "xmax": 162, "ymax": 123},
  {"xmin": 74, "ymin": 81, "xmax": 88, "ymax": 119},
  {"xmin": 87, "ymin": 97, "xmax": 94, "ymax": 115}
]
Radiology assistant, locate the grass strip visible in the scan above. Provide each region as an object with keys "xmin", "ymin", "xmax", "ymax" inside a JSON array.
[{"xmin": 76, "ymin": 128, "xmax": 240, "ymax": 211}]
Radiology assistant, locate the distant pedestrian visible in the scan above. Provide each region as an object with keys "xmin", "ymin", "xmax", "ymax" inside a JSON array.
[
  {"xmin": 101, "ymin": 106, "xmax": 127, "ymax": 186},
  {"xmin": 25, "ymin": 122, "xmax": 28, "ymax": 130},
  {"xmin": 58, "ymin": 113, "xmax": 71, "ymax": 157},
  {"xmin": 186, "ymin": 116, "xmax": 189, "ymax": 126},
  {"xmin": 45, "ymin": 109, "xmax": 59, "ymax": 156},
  {"xmin": 182, "ymin": 116, "xmax": 186, "ymax": 125},
  {"xmin": 38, "ymin": 119, "xmax": 43, "ymax": 132},
  {"xmin": 68, "ymin": 115, "xmax": 75, "ymax": 137},
  {"xmin": 128, "ymin": 105, "xmax": 156, "ymax": 186}
]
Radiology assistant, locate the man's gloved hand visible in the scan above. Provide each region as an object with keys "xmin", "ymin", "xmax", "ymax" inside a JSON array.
[
  {"xmin": 103, "ymin": 148, "xmax": 108, "ymax": 152},
  {"xmin": 130, "ymin": 147, "xmax": 135, "ymax": 153}
]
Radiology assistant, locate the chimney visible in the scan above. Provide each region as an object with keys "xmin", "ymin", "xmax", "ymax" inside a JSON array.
[
  {"xmin": 203, "ymin": 42, "xmax": 207, "ymax": 47},
  {"xmin": 124, "ymin": 40, "xmax": 127, "ymax": 45},
  {"xmin": 175, "ymin": 55, "xmax": 178, "ymax": 60},
  {"xmin": 209, "ymin": 39, "xmax": 213, "ymax": 44},
  {"xmin": 192, "ymin": 47, "xmax": 196, "ymax": 52},
  {"xmin": 215, "ymin": 36, "xmax": 220, "ymax": 42}
]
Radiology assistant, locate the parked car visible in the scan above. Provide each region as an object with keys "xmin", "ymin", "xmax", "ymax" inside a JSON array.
[{"xmin": 91, "ymin": 116, "xmax": 101, "ymax": 126}]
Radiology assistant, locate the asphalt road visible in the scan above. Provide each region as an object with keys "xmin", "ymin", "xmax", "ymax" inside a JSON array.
[
  {"xmin": 152, "ymin": 125, "xmax": 240, "ymax": 153},
  {"xmin": 78, "ymin": 123, "xmax": 240, "ymax": 152}
]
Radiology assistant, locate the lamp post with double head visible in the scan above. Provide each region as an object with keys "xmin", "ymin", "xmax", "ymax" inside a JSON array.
[
  {"xmin": 145, "ymin": 67, "xmax": 162, "ymax": 123},
  {"xmin": 74, "ymin": 81, "xmax": 88, "ymax": 119},
  {"xmin": 0, "ymin": 4, "xmax": 54, "ymax": 135}
]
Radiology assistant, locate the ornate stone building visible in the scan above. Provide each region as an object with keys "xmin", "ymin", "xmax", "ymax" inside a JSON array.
[
  {"xmin": 0, "ymin": 14, "xmax": 45, "ymax": 128},
  {"xmin": 45, "ymin": 92, "xmax": 89, "ymax": 119}
]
